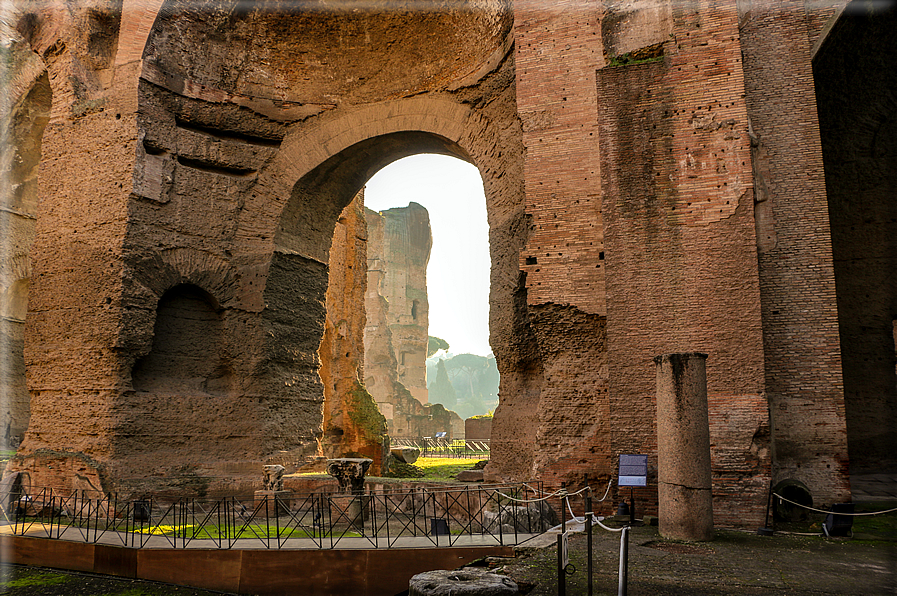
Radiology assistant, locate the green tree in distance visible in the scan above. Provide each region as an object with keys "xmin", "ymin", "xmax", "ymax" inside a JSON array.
[
  {"xmin": 429, "ymin": 358, "xmax": 457, "ymax": 409},
  {"xmin": 427, "ymin": 336, "xmax": 450, "ymax": 357}
]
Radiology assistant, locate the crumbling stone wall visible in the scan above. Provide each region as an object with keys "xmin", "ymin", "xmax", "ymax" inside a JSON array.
[
  {"xmin": 364, "ymin": 204, "xmax": 463, "ymax": 439},
  {"xmin": 365, "ymin": 203, "xmax": 432, "ymax": 406},
  {"xmin": 10, "ymin": 0, "xmax": 523, "ymax": 493},
  {"xmin": 5, "ymin": 0, "xmax": 148, "ymax": 493},
  {"xmin": 3, "ymin": 0, "xmax": 874, "ymax": 528},
  {"xmin": 320, "ymin": 191, "xmax": 388, "ymax": 473}
]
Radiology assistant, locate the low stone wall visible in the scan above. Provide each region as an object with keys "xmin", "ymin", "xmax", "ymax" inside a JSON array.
[
  {"xmin": 6, "ymin": 535, "xmax": 513, "ymax": 596},
  {"xmin": 465, "ymin": 418, "xmax": 492, "ymax": 441}
]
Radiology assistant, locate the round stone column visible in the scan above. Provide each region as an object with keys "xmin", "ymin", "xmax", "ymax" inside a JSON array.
[{"xmin": 654, "ymin": 352, "xmax": 714, "ymax": 541}]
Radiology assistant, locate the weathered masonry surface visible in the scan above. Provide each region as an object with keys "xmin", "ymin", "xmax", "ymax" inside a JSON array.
[{"xmin": 2, "ymin": 0, "xmax": 893, "ymax": 527}]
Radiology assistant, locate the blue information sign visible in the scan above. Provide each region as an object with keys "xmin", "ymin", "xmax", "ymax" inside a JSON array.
[{"xmin": 618, "ymin": 454, "xmax": 648, "ymax": 487}]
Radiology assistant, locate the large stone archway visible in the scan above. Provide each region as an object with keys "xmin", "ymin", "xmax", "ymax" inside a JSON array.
[{"xmin": 11, "ymin": 0, "xmax": 530, "ymax": 494}]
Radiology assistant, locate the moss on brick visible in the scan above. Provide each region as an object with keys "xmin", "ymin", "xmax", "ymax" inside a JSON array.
[{"xmin": 347, "ymin": 381, "xmax": 388, "ymax": 443}]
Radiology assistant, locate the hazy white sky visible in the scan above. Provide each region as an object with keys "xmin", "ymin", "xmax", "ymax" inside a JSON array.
[{"xmin": 364, "ymin": 154, "xmax": 492, "ymax": 357}]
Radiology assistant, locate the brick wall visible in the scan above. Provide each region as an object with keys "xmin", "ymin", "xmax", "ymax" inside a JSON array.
[
  {"xmin": 515, "ymin": 0, "xmax": 606, "ymax": 315},
  {"xmin": 598, "ymin": 1, "xmax": 769, "ymax": 527},
  {"xmin": 465, "ymin": 417, "xmax": 492, "ymax": 441},
  {"xmin": 740, "ymin": 0, "xmax": 850, "ymax": 503}
]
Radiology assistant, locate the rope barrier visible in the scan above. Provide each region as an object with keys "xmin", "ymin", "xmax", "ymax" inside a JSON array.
[
  {"xmin": 773, "ymin": 493, "xmax": 897, "ymax": 517},
  {"xmin": 585, "ymin": 477, "xmax": 613, "ymax": 504},
  {"xmin": 592, "ymin": 516, "xmax": 627, "ymax": 533},
  {"xmin": 494, "ymin": 478, "xmax": 629, "ymax": 535},
  {"xmin": 494, "ymin": 487, "xmax": 567, "ymax": 503}
]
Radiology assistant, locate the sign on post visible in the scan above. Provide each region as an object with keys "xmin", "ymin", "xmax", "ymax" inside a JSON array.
[{"xmin": 618, "ymin": 454, "xmax": 648, "ymax": 487}]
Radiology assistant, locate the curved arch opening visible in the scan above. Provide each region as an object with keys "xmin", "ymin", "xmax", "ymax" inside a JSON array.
[
  {"xmin": 270, "ymin": 134, "xmax": 492, "ymax": 467},
  {"xmin": 1, "ymin": 59, "xmax": 51, "ymax": 450},
  {"xmin": 365, "ymin": 155, "xmax": 497, "ymax": 427}
]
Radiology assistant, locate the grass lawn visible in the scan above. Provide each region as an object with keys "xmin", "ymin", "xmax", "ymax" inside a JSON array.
[{"xmin": 413, "ymin": 457, "xmax": 482, "ymax": 481}]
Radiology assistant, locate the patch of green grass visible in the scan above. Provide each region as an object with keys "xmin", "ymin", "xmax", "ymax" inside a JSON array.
[
  {"xmin": 415, "ymin": 457, "xmax": 477, "ymax": 481},
  {"xmin": 851, "ymin": 502, "xmax": 897, "ymax": 540},
  {"xmin": 1, "ymin": 571, "xmax": 70, "ymax": 588},
  {"xmin": 134, "ymin": 522, "xmax": 318, "ymax": 539}
]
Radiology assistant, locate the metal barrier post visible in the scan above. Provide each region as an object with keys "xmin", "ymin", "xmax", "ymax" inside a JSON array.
[
  {"xmin": 558, "ymin": 489, "xmax": 567, "ymax": 596},
  {"xmin": 557, "ymin": 532, "xmax": 566, "ymax": 596},
  {"xmin": 618, "ymin": 525, "xmax": 629, "ymax": 596},
  {"xmin": 586, "ymin": 493, "xmax": 593, "ymax": 596}
]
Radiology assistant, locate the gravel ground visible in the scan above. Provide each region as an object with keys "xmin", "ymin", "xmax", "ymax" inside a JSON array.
[{"xmin": 490, "ymin": 524, "xmax": 897, "ymax": 596}]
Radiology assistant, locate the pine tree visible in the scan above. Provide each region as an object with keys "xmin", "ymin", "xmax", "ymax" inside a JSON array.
[{"xmin": 429, "ymin": 359, "xmax": 457, "ymax": 409}]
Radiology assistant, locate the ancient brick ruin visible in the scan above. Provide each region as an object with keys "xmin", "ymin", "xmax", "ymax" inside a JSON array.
[
  {"xmin": 1, "ymin": 0, "xmax": 893, "ymax": 526},
  {"xmin": 364, "ymin": 202, "xmax": 464, "ymax": 439}
]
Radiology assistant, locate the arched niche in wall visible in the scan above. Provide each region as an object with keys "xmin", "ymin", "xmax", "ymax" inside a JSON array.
[
  {"xmin": 131, "ymin": 283, "xmax": 234, "ymax": 395},
  {"xmin": 1, "ymin": 50, "xmax": 51, "ymax": 449}
]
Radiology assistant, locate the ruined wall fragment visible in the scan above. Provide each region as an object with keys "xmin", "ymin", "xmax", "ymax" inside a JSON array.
[
  {"xmin": 364, "ymin": 204, "xmax": 462, "ymax": 439},
  {"xmin": 321, "ymin": 191, "xmax": 388, "ymax": 473},
  {"xmin": 366, "ymin": 203, "xmax": 432, "ymax": 406},
  {"xmin": 12, "ymin": 0, "xmax": 524, "ymax": 493},
  {"xmin": 7, "ymin": 0, "xmax": 146, "ymax": 491}
]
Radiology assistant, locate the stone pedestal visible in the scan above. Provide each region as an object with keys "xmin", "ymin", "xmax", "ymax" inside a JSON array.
[
  {"xmin": 329, "ymin": 494, "xmax": 370, "ymax": 530},
  {"xmin": 326, "ymin": 458, "xmax": 373, "ymax": 532},
  {"xmin": 654, "ymin": 352, "xmax": 714, "ymax": 541},
  {"xmin": 254, "ymin": 490, "xmax": 292, "ymax": 517}
]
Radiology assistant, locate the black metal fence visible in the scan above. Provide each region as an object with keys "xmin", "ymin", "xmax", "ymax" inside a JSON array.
[
  {"xmin": 391, "ymin": 438, "xmax": 490, "ymax": 459},
  {"xmin": 3, "ymin": 481, "xmax": 550, "ymax": 550}
]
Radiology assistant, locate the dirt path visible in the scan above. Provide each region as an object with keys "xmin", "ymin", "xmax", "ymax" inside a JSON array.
[{"xmin": 491, "ymin": 525, "xmax": 897, "ymax": 595}]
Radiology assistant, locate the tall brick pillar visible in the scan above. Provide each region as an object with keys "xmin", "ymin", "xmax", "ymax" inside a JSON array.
[
  {"xmin": 740, "ymin": 1, "xmax": 850, "ymax": 504},
  {"xmin": 655, "ymin": 353, "xmax": 714, "ymax": 542}
]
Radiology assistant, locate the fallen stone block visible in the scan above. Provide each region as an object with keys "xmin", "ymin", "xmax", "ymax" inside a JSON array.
[
  {"xmin": 409, "ymin": 569, "xmax": 518, "ymax": 596},
  {"xmin": 391, "ymin": 446, "xmax": 421, "ymax": 464},
  {"xmin": 456, "ymin": 469, "xmax": 484, "ymax": 482}
]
